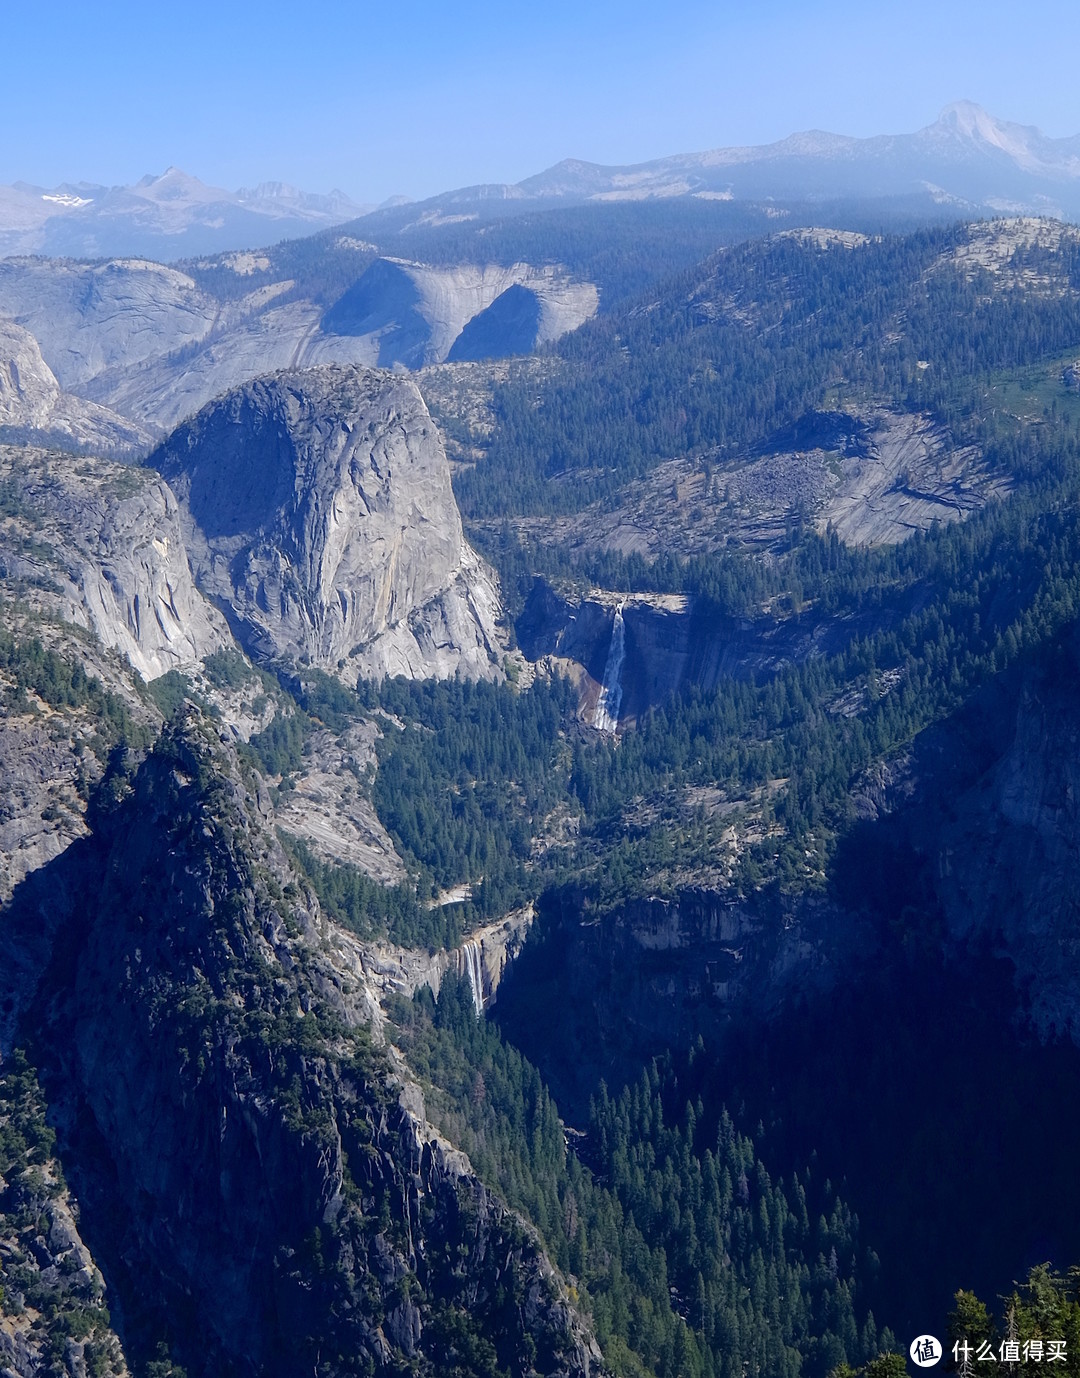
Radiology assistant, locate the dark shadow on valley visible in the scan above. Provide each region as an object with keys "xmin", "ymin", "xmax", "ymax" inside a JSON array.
[{"xmin": 495, "ymin": 645, "xmax": 1080, "ymax": 1340}]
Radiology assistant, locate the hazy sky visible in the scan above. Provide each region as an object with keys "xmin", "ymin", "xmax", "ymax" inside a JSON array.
[{"xmin": 7, "ymin": 0, "xmax": 1080, "ymax": 202}]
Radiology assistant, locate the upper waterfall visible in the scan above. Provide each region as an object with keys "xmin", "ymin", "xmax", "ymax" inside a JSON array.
[
  {"xmin": 594, "ymin": 603, "xmax": 626, "ymax": 734},
  {"xmin": 461, "ymin": 939, "xmax": 486, "ymax": 1014}
]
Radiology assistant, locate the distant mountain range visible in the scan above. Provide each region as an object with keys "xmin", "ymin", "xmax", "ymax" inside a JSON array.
[
  {"xmin": 515, "ymin": 102, "xmax": 1080, "ymax": 209},
  {"xmin": 359, "ymin": 101, "xmax": 1080, "ymax": 234},
  {"xmin": 0, "ymin": 168, "xmax": 375, "ymax": 260},
  {"xmin": 6, "ymin": 102, "xmax": 1080, "ymax": 265}
]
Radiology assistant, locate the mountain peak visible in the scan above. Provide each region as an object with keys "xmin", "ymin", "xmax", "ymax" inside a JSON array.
[
  {"xmin": 934, "ymin": 100, "xmax": 1031, "ymax": 148},
  {"xmin": 924, "ymin": 101, "xmax": 1080, "ymax": 179}
]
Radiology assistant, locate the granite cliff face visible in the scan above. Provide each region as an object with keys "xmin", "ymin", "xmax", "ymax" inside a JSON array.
[
  {"xmin": 518, "ymin": 579, "xmax": 889, "ymax": 728},
  {"xmin": 0, "ymin": 253, "xmax": 598, "ymax": 435},
  {"xmin": 323, "ymin": 258, "xmax": 599, "ymax": 369},
  {"xmin": 854, "ymin": 629, "xmax": 1080, "ymax": 1042},
  {"xmin": 152, "ymin": 366, "xmax": 506, "ymax": 682},
  {"xmin": 6, "ymin": 719, "xmax": 600, "ymax": 1378},
  {"xmin": 0, "ymin": 319, "xmax": 150, "ymax": 455},
  {"xmin": 496, "ymin": 623, "xmax": 1080, "ymax": 1120},
  {"xmin": 0, "ymin": 446, "xmax": 229, "ymax": 680},
  {"xmin": 492, "ymin": 883, "xmax": 839, "ymax": 1117}
]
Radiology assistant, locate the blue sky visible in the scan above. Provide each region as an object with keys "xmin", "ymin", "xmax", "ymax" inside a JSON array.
[{"xmin": 7, "ymin": 0, "xmax": 1080, "ymax": 202}]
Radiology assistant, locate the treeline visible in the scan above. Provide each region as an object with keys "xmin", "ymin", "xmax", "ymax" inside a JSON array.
[
  {"xmin": 453, "ymin": 227, "xmax": 948, "ymax": 518},
  {"xmin": 362, "ymin": 199, "xmax": 812, "ymax": 308},
  {"xmin": 284, "ymin": 835, "xmax": 467, "ymax": 951},
  {"xmin": 836, "ymin": 1264, "xmax": 1080, "ymax": 1378},
  {"xmin": 941, "ymin": 1269, "xmax": 1080, "ymax": 1378},
  {"xmin": 393, "ymin": 974, "xmax": 890, "ymax": 1378}
]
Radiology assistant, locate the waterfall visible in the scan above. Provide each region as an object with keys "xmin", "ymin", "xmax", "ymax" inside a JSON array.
[
  {"xmin": 460, "ymin": 939, "xmax": 485, "ymax": 1015},
  {"xmin": 593, "ymin": 602, "xmax": 626, "ymax": 734}
]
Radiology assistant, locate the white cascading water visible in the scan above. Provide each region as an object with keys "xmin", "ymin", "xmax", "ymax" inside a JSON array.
[
  {"xmin": 460, "ymin": 939, "xmax": 485, "ymax": 1015},
  {"xmin": 593, "ymin": 602, "xmax": 626, "ymax": 734}
]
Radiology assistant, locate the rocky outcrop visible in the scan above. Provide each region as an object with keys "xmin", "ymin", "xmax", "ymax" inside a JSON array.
[
  {"xmin": 9, "ymin": 719, "xmax": 600, "ymax": 1378},
  {"xmin": 322, "ymin": 258, "xmax": 598, "ymax": 369},
  {"xmin": 0, "ymin": 445, "xmax": 229, "ymax": 679},
  {"xmin": 817, "ymin": 411, "xmax": 1005, "ymax": 546},
  {"xmin": 275, "ymin": 720, "xmax": 406, "ymax": 883},
  {"xmin": 498, "ymin": 408, "xmax": 1005, "ymax": 568},
  {"xmin": 0, "ymin": 713, "xmax": 95, "ymax": 909},
  {"xmin": 151, "ymin": 366, "xmax": 506, "ymax": 682},
  {"xmin": 0, "ymin": 319, "xmax": 151, "ymax": 455}
]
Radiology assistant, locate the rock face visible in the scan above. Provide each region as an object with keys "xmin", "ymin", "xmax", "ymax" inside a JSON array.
[
  {"xmin": 0, "ymin": 446, "xmax": 229, "ymax": 679},
  {"xmin": 334, "ymin": 905, "xmax": 536, "ymax": 1019},
  {"xmin": 0, "ymin": 319, "xmax": 150, "ymax": 454},
  {"xmin": 493, "ymin": 883, "xmax": 838, "ymax": 1119},
  {"xmin": 8, "ymin": 720, "xmax": 600, "ymax": 1378},
  {"xmin": 927, "ymin": 640, "xmax": 1080, "ymax": 1040},
  {"xmin": 323, "ymin": 257, "xmax": 598, "ymax": 368},
  {"xmin": 837, "ymin": 622, "xmax": 1080, "ymax": 1043},
  {"xmin": 496, "ymin": 408, "xmax": 1006, "ymax": 568},
  {"xmin": 0, "ymin": 254, "xmax": 598, "ymax": 434},
  {"xmin": 151, "ymin": 366, "xmax": 506, "ymax": 681},
  {"xmin": 518, "ymin": 579, "xmax": 890, "ymax": 726},
  {"xmin": 274, "ymin": 719, "xmax": 406, "ymax": 883},
  {"xmin": 82, "ymin": 296, "xmax": 387, "ymax": 435}
]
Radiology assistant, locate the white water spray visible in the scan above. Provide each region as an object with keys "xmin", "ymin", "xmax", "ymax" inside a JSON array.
[
  {"xmin": 593, "ymin": 602, "xmax": 626, "ymax": 734},
  {"xmin": 459, "ymin": 939, "xmax": 486, "ymax": 1015}
]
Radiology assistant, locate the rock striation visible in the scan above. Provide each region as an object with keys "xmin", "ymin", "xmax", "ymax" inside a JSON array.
[
  {"xmin": 0, "ymin": 445, "xmax": 229, "ymax": 679},
  {"xmin": 151, "ymin": 365, "xmax": 506, "ymax": 681},
  {"xmin": 274, "ymin": 719, "xmax": 406, "ymax": 883}
]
